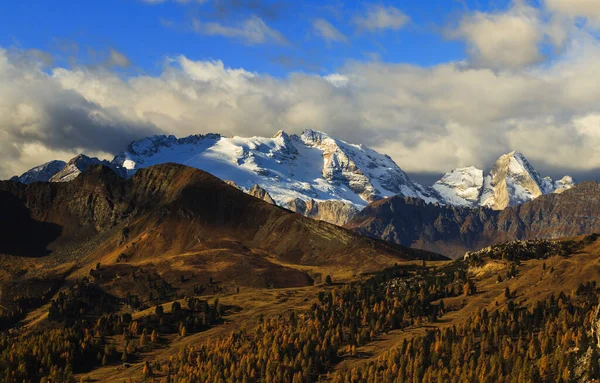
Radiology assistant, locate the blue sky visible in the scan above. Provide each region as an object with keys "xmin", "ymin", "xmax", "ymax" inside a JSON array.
[
  {"xmin": 2, "ymin": 0, "xmax": 600, "ymax": 183},
  {"xmin": 0, "ymin": 0, "xmax": 504, "ymax": 76}
]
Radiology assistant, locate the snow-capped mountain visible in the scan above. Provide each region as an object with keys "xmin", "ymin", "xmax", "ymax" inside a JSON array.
[
  {"xmin": 553, "ymin": 175, "xmax": 576, "ymax": 193},
  {"xmin": 10, "ymin": 155, "xmax": 122, "ymax": 185},
  {"xmin": 50, "ymin": 154, "xmax": 123, "ymax": 183},
  {"xmin": 8, "ymin": 131, "xmax": 575, "ymax": 223},
  {"xmin": 111, "ymin": 130, "xmax": 438, "ymax": 224},
  {"xmin": 10, "ymin": 160, "xmax": 66, "ymax": 184},
  {"xmin": 432, "ymin": 167, "xmax": 483, "ymax": 206},
  {"xmin": 432, "ymin": 151, "xmax": 574, "ymax": 210}
]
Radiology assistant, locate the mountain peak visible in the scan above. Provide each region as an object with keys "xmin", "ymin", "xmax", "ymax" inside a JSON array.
[
  {"xmin": 481, "ymin": 151, "xmax": 548, "ymax": 209},
  {"xmin": 554, "ymin": 175, "xmax": 576, "ymax": 193},
  {"xmin": 127, "ymin": 135, "xmax": 178, "ymax": 157},
  {"xmin": 10, "ymin": 160, "xmax": 67, "ymax": 184},
  {"xmin": 9, "ymin": 130, "xmax": 577, "ymax": 221},
  {"xmin": 272, "ymin": 130, "xmax": 288, "ymax": 139},
  {"xmin": 432, "ymin": 166, "xmax": 484, "ymax": 206},
  {"xmin": 106, "ymin": 130, "xmax": 439, "ymax": 224},
  {"xmin": 495, "ymin": 151, "xmax": 535, "ymax": 177},
  {"xmin": 504, "ymin": 150, "xmax": 520, "ymax": 157},
  {"xmin": 68, "ymin": 153, "xmax": 93, "ymax": 166},
  {"xmin": 299, "ymin": 129, "xmax": 333, "ymax": 145},
  {"xmin": 505, "ymin": 151, "xmax": 537, "ymax": 175},
  {"xmin": 50, "ymin": 154, "xmax": 117, "ymax": 183},
  {"xmin": 432, "ymin": 151, "xmax": 575, "ymax": 210},
  {"xmin": 302, "ymin": 128, "xmax": 326, "ymax": 136}
]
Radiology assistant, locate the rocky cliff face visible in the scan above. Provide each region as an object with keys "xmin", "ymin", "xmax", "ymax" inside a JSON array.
[
  {"xmin": 245, "ymin": 183, "xmax": 357, "ymax": 225},
  {"xmin": 284, "ymin": 198, "xmax": 360, "ymax": 226},
  {"xmin": 298, "ymin": 130, "xmax": 437, "ymax": 204},
  {"xmin": 346, "ymin": 181, "xmax": 600, "ymax": 258},
  {"xmin": 480, "ymin": 151, "xmax": 548, "ymax": 209},
  {"xmin": 432, "ymin": 152, "xmax": 574, "ymax": 210},
  {"xmin": 247, "ymin": 184, "xmax": 276, "ymax": 205}
]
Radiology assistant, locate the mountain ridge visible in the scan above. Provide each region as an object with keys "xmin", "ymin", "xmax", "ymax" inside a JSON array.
[
  {"xmin": 433, "ymin": 151, "xmax": 574, "ymax": 210},
  {"xmin": 8, "ymin": 130, "xmax": 574, "ymax": 225},
  {"xmin": 0, "ymin": 163, "xmax": 444, "ymax": 277},
  {"xmin": 346, "ymin": 180, "xmax": 600, "ymax": 258}
]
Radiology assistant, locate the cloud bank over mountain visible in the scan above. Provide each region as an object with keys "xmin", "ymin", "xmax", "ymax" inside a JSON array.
[{"xmin": 2, "ymin": 1, "xmax": 600, "ymax": 180}]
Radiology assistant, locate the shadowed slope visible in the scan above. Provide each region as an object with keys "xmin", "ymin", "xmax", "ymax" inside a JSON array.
[
  {"xmin": 346, "ymin": 181, "xmax": 600, "ymax": 258},
  {"xmin": 0, "ymin": 163, "xmax": 444, "ymax": 293},
  {"xmin": 0, "ymin": 190, "xmax": 62, "ymax": 257}
]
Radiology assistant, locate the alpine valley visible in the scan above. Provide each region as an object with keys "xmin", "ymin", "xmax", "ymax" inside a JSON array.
[
  {"xmin": 5, "ymin": 131, "xmax": 600, "ymax": 383},
  {"xmin": 9, "ymin": 1, "xmax": 600, "ymax": 381},
  {"xmin": 10, "ymin": 0, "xmax": 600, "ymax": 383}
]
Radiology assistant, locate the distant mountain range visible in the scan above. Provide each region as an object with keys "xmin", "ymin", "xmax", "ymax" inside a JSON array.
[
  {"xmin": 9, "ymin": 130, "xmax": 574, "ymax": 225},
  {"xmin": 346, "ymin": 181, "xmax": 600, "ymax": 258}
]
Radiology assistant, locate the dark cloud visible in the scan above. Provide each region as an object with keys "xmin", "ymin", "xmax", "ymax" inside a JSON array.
[
  {"xmin": 0, "ymin": 49, "xmax": 160, "ymax": 178},
  {"xmin": 11, "ymin": 98, "xmax": 157, "ymax": 154}
]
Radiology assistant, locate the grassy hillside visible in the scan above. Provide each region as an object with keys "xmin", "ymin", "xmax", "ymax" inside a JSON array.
[
  {"xmin": 0, "ymin": 234, "xmax": 596, "ymax": 382},
  {"xmin": 1, "ymin": 165, "xmax": 599, "ymax": 382}
]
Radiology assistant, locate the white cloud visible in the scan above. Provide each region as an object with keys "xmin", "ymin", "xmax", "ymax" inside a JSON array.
[
  {"xmin": 4, "ymin": 30, "xmax": 600, "ymax": 180},
  {"xmin": 324, "ymin": 73, "xmax": 349, "ymax": 87},
  {"xmin": 312, "ymin": 19, "xmax": 348, "ymax": 44},
  {"xmin": 545, "ymin": 0, "xmax": 600, "ymax": 27},
  {"xmin": 0, "ymin": 48, "xmax": 158, "ymax": 178},
  {"xmin": 454, "ymin": 4, "xmax": 545, "ymax": 70},
  {"xmin": 193, "ymin": 16, "xmax": 289, "ymax": 45},
  {"xmin": 353, "ymin": 5, "xmax": 409, "ymax": 32}
]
